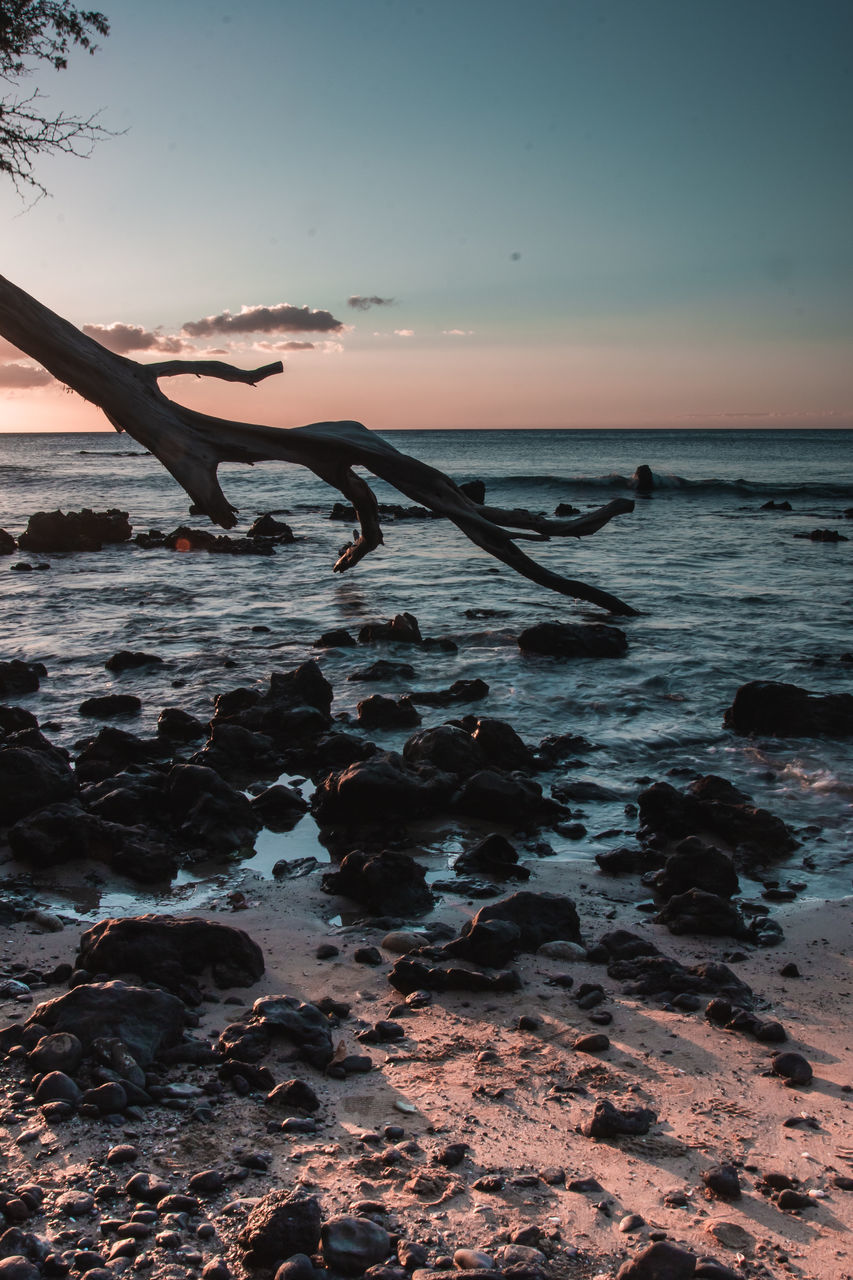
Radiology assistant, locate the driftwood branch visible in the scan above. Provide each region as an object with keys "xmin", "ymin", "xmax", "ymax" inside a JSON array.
[{"xmin": 0, "ymin": 273, "xmax": 637, "ymax": 614}]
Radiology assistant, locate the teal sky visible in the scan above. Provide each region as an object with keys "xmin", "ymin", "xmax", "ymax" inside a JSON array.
[{"xmin": 1, "ymin": 0, "xmax": 852, "ymax": 430}]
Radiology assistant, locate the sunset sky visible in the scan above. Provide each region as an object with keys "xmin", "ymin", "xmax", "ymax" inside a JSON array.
[{"xmin": 1, "ymin": 0, "xmax": 852, "ymax": 432}]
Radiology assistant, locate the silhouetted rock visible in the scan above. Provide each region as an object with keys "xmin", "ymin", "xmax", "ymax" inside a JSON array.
[
  {"xmin": 105, "ymin": 649, "xmax": 163, "ymax": 672},
  {"xmin": 638, "ymin": 774, "xmax": 798, "ymax": 860},
  {"xmin": 453, "ymin": 832, "xmax": 529, "ymax": 881},
  {"xmin": 403, "ymin": 725, "xmax": 487, "ymax": 778},
  {"xmin": 157, "ymin": 706, "xmax": 205, "ymax": 741},
  {"xmin": 724, "ymin": 680, "xmax": 853, "ymax": 738},
  {"xmin": 442, "ymin": 919, "xmax": 522, "ymax": 968},
  {"xmin": 584, "ymin": 1097, "xmax": 656, "ymax": 1138},
  {"xmin": 359, "ymin": 612, "xmax": 423, "ymax": 645},
  {"xmin": 314, "ymin": 628, "xmax": 357, "ymax": 648},
  {"xmin": 461, "ymin": 891, "xmax": 582, "ymax": 951},
  {"xmin": 0, "ymin": 659, "xmax": 47, "ymax": 698},
  {"xmin": 518, "ymin": 621, "xmax": 628, "ymax": 659},
  {"xmin": 793, "ymin": 528, "xmax": 847, "ymax": 541},
  {"xmin": 247, "ymin": 513, "xmax": 294, "ymax": 540},
  {"xmin": 74, "ymin": 725, "xmax": 163, "ymax": 783},
  {"xmin": 18, "ymin": 508, "xmax": 131, "ymax": 552},
  {"xmin": 7, "ymin": 801, "xmax": 107, "ymax": 866},
  {"xmin": 311, "ymin": 752, "xmax": 447, "ymax": 825},
  {"xmin": 409, "ymin": 678, "xmax": 489, "ymax": 707},
  {"xmin": 0, "ymin": 528, "xmax": 16, "ymax": 554},
  {"xmin": 357, "ymin": 694, "xmax": 421, "ymax": 730},
  {"xmin": 251, "ymin": 782, "xmax": 308, "ymax": 829},
  {"xmin": 79, "ymin": 694, "xmax": 142, "ymax": 718},
  {"xmin": 647, "ymin": 836, "xmax": 739, "ymax": 899},
  {"xmin": 167, "ymin": 763, "xmax": 260, "ymax": 854},
  {"xmin": 459, "ymin": 479, "xmax": 486, "ymax": 504},
  {"xmin": 453, "ymin": 770, "xmax": 545, "ymax": 824},
  {"xmin": 347, "ymin": 659, "xmax": 417, "ymax": 682},
  {"xmin": 388, "ymin": 956, "xmax": 521, "ymax": 995}
]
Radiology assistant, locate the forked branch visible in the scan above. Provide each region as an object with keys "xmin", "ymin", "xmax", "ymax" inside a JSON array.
[{"xmin": 0, "ymin": 272, "xmax": 637, "ymax": 614}]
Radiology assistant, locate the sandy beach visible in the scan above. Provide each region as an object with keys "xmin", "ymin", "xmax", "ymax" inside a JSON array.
[{"xmin": 2, "ymin": 852, "xmax": 851, "ymax": 1280}]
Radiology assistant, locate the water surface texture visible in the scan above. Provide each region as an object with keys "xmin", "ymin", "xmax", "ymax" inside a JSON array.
[{"xmin": 1, "ymin": 428, "xmax": 851, "ymax": 910}]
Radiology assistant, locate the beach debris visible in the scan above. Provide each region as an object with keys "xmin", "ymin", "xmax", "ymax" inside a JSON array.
[
  {"xmin": 517, "ymin": 620, "xmax": 628, "ymax": 659},
  {"xmin": 724, "ymin": 679, "xmax": 853, "ymax": 738},
  {"xmin": 18, "ymin": 507, "xmax": 131, "ymax": 552}
]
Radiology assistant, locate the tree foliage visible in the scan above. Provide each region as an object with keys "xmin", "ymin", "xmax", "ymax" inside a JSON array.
[{"xmin": 0, "ymin": 0, "xmax": 110, "ymax": 195}]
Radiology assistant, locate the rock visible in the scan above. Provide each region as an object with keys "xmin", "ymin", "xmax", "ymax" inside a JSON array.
[
  {"xmin": 724, "ymin": 680, "xmax": 853, "ymax": 738},
  {"xmin": 409, "ymin": 679, "xmax": 489, "ymax": 708},
  {"xmin": 167, "ymin": 763, "xmax": 260, "ymax": 854},
  {"xmin": 655, "ymin": 889, "xmax": 750, "ymax": 939},
  {"xmin": 237, "ymin": 1192, "xmax": 322, "ymax": 1269},
  {"xmin": 79, "ymin": 694, "xmax": 142, "ymax": 718},
  {"xmin": 248, "ymin": 513, "xmax": 294, "ymax": 540},
  {"xmin": 381, "ymin": 931, "xmax": 425, "ymax": 955},
  {"xmin": 157, "ymin": 706, "xmax": 206, "ymax": 741},
  {"xmin": 0, "ymin": 660, "xmax": 46, "ymax": 697},
  {"xmin": 251, "ymin": 783, "xmax": 309, "ymax": 829},
  {"xmin": 0, "ymin": 747, "xmax": 76, "ymax": 823},
  {"xmin": 584, "ymin": 1098, "xmax": 656, "ymax": 1139},
  {"xmin": 357, "ymin": 695, "xmax": 421, "ymax": 730},
  {"xmin": 321, "ymin": 1217, "xmax": 391, "ymax": 1274},
  {"xmin": 453, "ymin": 769, "xmax": 544, "ymax": 822},
  {"xmin": 34, "ymin": 1071, "xmax": 81, "ymax": 1106},
  {"xmin": 453, "ymin": 1250, "xmax": 495, "ymax": 1270},
  {"xmin": 638, "ymin": 774, "xmax": 798, "ymax": 861},
  {"xmin": 7, "ymin": 801, "xmax": 108, "ymax": 867},
  {"xmin": 459, "ymin": 479, "xmax": 486, "ymax": 504},
  {"xmin": 619, "ymin": 1214, "xmax": 645, "ymax": 1233},
  {"xmin": 648, "ymin": 837, "xmax": 739, "ymax": 900},
  {"xmin": 28, "ymin": 980, "xmax": 185, "ymax": 1065},
  {"xmin": 537, "ymin": 939, "xmax": 586, "ymax": 960},
  {"xmin": 105, "ymin": 650, "xmax": 163, "ymax": 672},
  {"xmin": 312, "ymin": 752, "xmax": 446, "ymax": 825},
  {"xmin": 322, "ymin": 850, "xmax": 433, "ymax": 917},
  {"xmin": 703, "ymin": 1220, "xmax": 754, "ymax": 1252},
  {"xmin": 0, "ymin": 529, "xmax": 16, "ymax": 555},
  {"xmin": 470, "ymin": 718, "xmax": 536, "ymax": 771},
  {"xmin": 74, "ymin": 724, "xmax": 161, "ymax": 784},
  {"xmin": 453, "ymin": 833, "xmax": 529, "ymax": 881},
  {"xmin": 248, "ymin": 994, "xmax": 335, "ymax": 1068},
  {"xmin": 77, "ymin": 915, "xmax": 264, "ymax": 992},
  {"xmin": 518, "ymin": 620, "xmax": 628, "ymax": 659},
  {"xmin": 56, "ymin": 1190, "xmax": 95, "ymax": 1217},
  {"xmin": 348, "ymin": 660, "xmax": 418, "ymax": 683},
  {"xmin": 0, "ymin": 1259, "xmax": 41, "ymax": 1280},
  {"xmin": 359, "ymin": 613, "xmax": 423, "ymax": 645},
  {"xmin": 574, "ymin": 1033, "xmax": 610, "ymax": 1053},
  {"xmin": 18, "ymin": 508, "xmax": 131, "ymax": 552},
  {"xmin": 403, "ymin": 725, "xmax": 487, "ymax": 778},
  {"xmin": 27, "ymin": 1032, "xmax": 83, "ymax": 1075},
  {"xmin": 125, "ymin": 1171, "xmax": 171, "ymax": 1202},
  {"xmin": 771, "ymin": 1051, "xmax": 813, "ymax": 1085},
  {"xmin": 442, "ymin": 919, "xmax": 521, "ymax": 968},
  {"xmin": 777, "ymin": 1188, "xmax": 811, "ymax": 1210},
  {"xmin": 702, "ymin": 1165, "xmax": 741, "ymax": 1200},
  {"xmin": 615, "ymin": 1241, "xmax": 697, "ymax": 1279},
  {"xmin": 388, "ymin": 956, "xmax": 521, "ymax": 996},
  {"xmin": 460, "ymin": 891, "xmax": 582, "ymax": 951},
  {"xmin": 274, "ymin": 1255, "xmax": 316, "ymax": 1280},
  {"xmin": 267, "ymin": 1079, "xmax": 321, "ymax": 1111}
]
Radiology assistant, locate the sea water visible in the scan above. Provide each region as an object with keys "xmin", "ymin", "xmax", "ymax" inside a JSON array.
[{"xmin": 0, "ymin": 427, "xmax": 851, "ymax": 914}]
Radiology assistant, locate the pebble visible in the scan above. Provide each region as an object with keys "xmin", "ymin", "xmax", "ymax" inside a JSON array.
[
  {"xmin": 354, "ymin": 946, "xmax": 384, "ymax": 966},
  {"xmin": 188, "ymin": 1169, "xmax": 225, "ymax": 1195},
  {"xmin": 107, "ymin": 1145, "xmax": 139, "ymax": 1166},
  {"xmin": 573, "ymin": 1033, "xmax": 610, "ymax": 1053},
  {"xmin": 57, "ymin": 1190, "xmax": 96, "ymax": 1217},
  {"xmin": 453, "ymin": 1250, "xmax": 495, "ymax": 1270},
  {"xmin": 702, "ymin": 1164, "xmax": 741, "ymax": 1201},
  {"xmin": 619, "ymin": 1213, "xmax": 645, "ymax": 1233}
]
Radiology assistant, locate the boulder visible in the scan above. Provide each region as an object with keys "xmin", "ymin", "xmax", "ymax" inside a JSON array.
[
  {"xmin": 460, "ymin": 891, "xmax": 582, "ymax": 951},
  {"xmin": 584, "ymin": 1098, "xmax": 656, "ymax": 1138},
  {"xmin": 74, "ymin": 725, "xmax": 162, "ymax": 784},
  {"xmin": 167, "ymin": 763, "xmax": 260, "ymax": 854},
  {"xmin": 0, "ymin": 529, "xmax": 16, "ymax": 554},
  {"xmin": 648, "ymin": 837, "xmax": 739, "ymax": 899},
  {"xmin": 322, "ymin": 850, "xmax": 433, "ymax": 916},
  {"xmin": 311, "ymin": 752, "xmax": 446, "ymax": 825},
  {"xmin": 453, "ymin": 832, "xmax": 529, "ymax": 881},
  {"xmin": 655, "ymin": 889, "xmax": 750, "ymax": 939},
  {"xmin": 388, "ymin": 956, "xmax": 521, "ymax": 995},
  {"xmin": 156, "ymin": 707, "xmax": 206, "ymax": 741},
  {"xmin": 105, "ymin": 650, "xmax": 163, "ymax": 672},
  {"xmin": 452, "ymin": 769, "xmax": 544, "ymax": 823},
  {"xmin": 357, "ymin": 695, "xmax": 421, "ymax": 730},
  {"xmin": 18, "ymin": 508, "xmax": 131, "ymax": 552},
  {"xmin": 251, "ymin": 783, "xmax": 308, "ymax": 829},
  {"xmin": 248, "ymin": 995, "xmax": 335, "ymax": 1068},
  {"xmin": 237, "ymin": 1191, "xmax": 322, "ymax": 1270},
  {"xmin": 7, "ymin": 802, "xmax": 106, "ymax": 866},
  {"xmin": 403, "ymin": 725, "xmax": 487, "ymax": 778},
  {"xmin": 724, "ymin": 680, "xmax": 853, "ymax": 738},
  {"xmin": 471, "ymin": 718, "xmax": 536, "ymax": 771},
  {"xmin": 637, "ymin": 775, "xmax": 798, "ymax": 860},
  {"xmin": 77, "ymin": 915, "xmax": 264, "ymax": 991},
  {"xmin": 409, "ymin": 678, "xmax": 489, "ymax": 707},
  {"xmin": 322, "ymin": 1217, "xmax": 391, "ymax": 1274},
  {"xmin": 0, "ymin": 746, "xmax": 76, "ymax": 823},
  {"xmin": 79, "ymin": 694, "xmax": 142, "ymax": 718},
  {"xmin": 517, "ymin": 621, "xmax": 628, "ymax": 659},
  {"xmin": 359, "ymin": 613, "xmax": 422, "ymax": 645},
  {"xmin": 615, "ymin": 1241, "xmax": 698, "ymax": 1279},
  {"xmin": 441, "ymin": 919, "xmax": 522, "ymax": 968},
  {"xmin": 28, "ymin": 981, "xmax": 185, "ymax": 1065},
  {"xmin": 247, "ymin": 513, "xmax": 294, "ymax": 540}
]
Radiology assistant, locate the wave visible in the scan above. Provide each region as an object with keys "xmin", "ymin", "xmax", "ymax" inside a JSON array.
[{"xmin": 484, "ymin": 471, "xmax": 853, "ymax": 500}]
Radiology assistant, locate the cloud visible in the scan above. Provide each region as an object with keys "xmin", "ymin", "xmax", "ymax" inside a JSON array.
[
  {"xmin": 82, "ymin": 323, "xmax": 189, "ymax": 355},
  {"xmin": 183, "ymin": 302, "xmax": 343, "ymax": 338},
  {"xmin": 442, "ymin": 328, "xmax": 475, "ymax": 336},
  {"xmin": 0, "ymin": 362, "xmax": 53, "ymax": 388},
  {"xmin": 256, "ymin": 340, "xmax": 316, "ymax": 352},
  {"xmin": 394, "ymin": 329, "xmax": 414, "ymax": 338},
  {"xmin": 348, "ymin": 295, "xmax": 395, "ymax": 311}
]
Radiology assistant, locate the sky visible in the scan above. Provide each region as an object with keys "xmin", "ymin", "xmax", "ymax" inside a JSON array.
[{"xmin": 1, "ymin": 0, "xmax": 852, "ymax": 432}]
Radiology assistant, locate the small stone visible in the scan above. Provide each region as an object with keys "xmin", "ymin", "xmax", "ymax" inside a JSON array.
[
  {"xmin": 574, "ymin": 1032, "xmax": 610, "ymax": 1053},
  {"xmin": 107, "ymin": 1145, "xmax": 139, "ymax": 1165},
  {"xmin": 274, "ymin": 1255, "xmax": 316, "ymax": 1280},
  {"xmin": 777, "ymin": 1188, "xmax": 811, "ymax": 1211},
  {"xmin": 354, "ymin": 947, "xmax": 384, "ymax": 967},
  {"xmin": 619, "ymin": 1213, "xmax": 645, "ymax": 1233},
  {"xmin": 703, "ymin": 1220, "xmax": 754, "ymax": 1252},
  {"xmin": 315, "ymin": 944, "xmax": 339, "ymax": 960},
  {"xmin": 702, "ymin": 1164, "xmax": 741, "ymax": 1201},
  {"xmin": 57, "ymin": 1190, "xmax": 95, "ymax": 1217},
  {"xmin": 188, "ymin": 1169, "xmax": 225, "ymax": 1195},
  {"xmin": 435, "ymin": 1142, "xmax": 467, "ymax": 1168},
  {"xmin": 771, "ymin": 1051, "xmax": 813, "ymax": 1085},
  {"xmin": 453, "ymin": 1249, "xmax": 495, "ymax": 1270},
  {"xmin": 321, "ymin": 1217, "xmax": 391, "ymax": 1274}
]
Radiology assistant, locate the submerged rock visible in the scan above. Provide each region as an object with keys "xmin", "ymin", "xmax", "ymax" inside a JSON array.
[{"xmin": 517, "ymin": 621, "xmax": 628, "ymax": 659}]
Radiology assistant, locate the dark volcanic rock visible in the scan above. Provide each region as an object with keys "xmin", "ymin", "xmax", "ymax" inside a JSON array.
[
  {"xmin": 0, "ymin": 659, "xmax": 46, "ymax": 697},
  {"xmin": 452, "ymin": 769, "xmax": 544, "ymax": 823},
  {"xmin": 79, "ymin": 694, "xmax": 142, "ymax": 718},
  {"xmin": 76, "ymin": 915, "xmax": 265, "ymax": 992},
  {"xmin": 359, "ymin": 613, "xmax": 423, "ymax": 645},
  {"xmin": 403, "ymin": 725, "xmax": 487, "ymax": 778},
  {"xmin": 517, "ymin": 621, "xmax": 628, "ymax": 659},
  {"xmin": 453, "ymin": 832, "xmax": 529, "ymax": 881},
  {"xmin": 471, "ymin": 717, "xmax": 536, "ymax": 771},
  {"xmin": 74, "ymin": 725, "xmax": 162, "ymax": 783},
  {"xmin": 322, "ymin": 850, "xmax": 433, "ymax": 916},
  {"xmin": 315, "ymin": 628, "xmax": 357, "ymax": 649},
  {"xmin": 247, "ymin": 995, "xmax": 335, "ymax": 1068},
  {"xmin": 28, "ymin": 981, "xmax": 185, "ymax": 1065},
  {"xmin": 772, "ymin": 1051, "xmax": 813, "ymax": 1086},
  {"xmin": 724, "ymin": 680, "xmax": 853, "ymax": 738},
  {"xmin": 0, "ymin": 528, "xmax": 16, "ymax": 554},
  {"xmin": 409, "ymin": 678, "xmax": 489, "ymax": 707},
  {"xmin": 637, "ymin": 774, "xmax": 798, "ymax": 860},
  {"xmin": 648, "ymin": 836, "xmax": 739, "ymax": 899},
  {"xmin": 702, "ymin": 1164, "xmax": 741, "ymax": 1200},
  {"xmin": 311, "ymin": 752, "xmax": 447, "ymax": 825},
  {"xmin": 167, "ymin": 763, "xmax": 260, "ymax": 854},
  {"xmin": 357, "ymin": 694, "xmax": 421, "ymax": 731},
  {"xmin": 0, "ymin": 746, "xmax": 76, "ymax": 823},
  {"xmin": 18, "ymin": 508, "xmax": 131, "ymax": 552},
  {"xmin": 251, "ymin": 782, "xmax": 309, "ymax": 829},
  {"xmin": 460, "ymin": 891, "xmax": 582, "ymax": 951},
  {"xmin": 7, "ymin": 801, "xmax": 107, "ymax": 866},
  {"xmin": 388, "ymin": 956, "xmax": 521, "ymax": 995},
  {"xmin": 348, "ymin": 659, "xmax": 417, "ymax": 683},
  {"xmin": 247, "ymin": 513, "xmax": 294, "ymax": 540},
  {"xmin": 655, "ymin": 889, "xmax": 750, "ymax": 939},
  {"xmin": 105, "ymin": 650, "xmax": 163, "ymax": 672},
  {"xmin": 442, "ymin": 919, "xmax": 522, "ymax": 968},
  {"xmin": 0, "ymin": 705, "xmax": 38, "ymax": 735},
  {"xmin": 157, "ymin": 706, "xmax": 206, "ymax": 741},
  {"xmin": 584, "ymin": 1098, "xmax": 656, "ymax": 1138},
  {"xmin": 237, "ymin": 1191, "xmax": 322, "ymax": 1270}
]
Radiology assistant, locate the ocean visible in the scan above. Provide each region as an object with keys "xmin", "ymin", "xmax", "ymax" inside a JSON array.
[{"xmin": 1, "ymin": 427, "xmax": 851, "ymax": 916}]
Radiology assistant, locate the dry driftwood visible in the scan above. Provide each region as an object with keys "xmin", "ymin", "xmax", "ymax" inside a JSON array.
[{"xmin": 0, "ymin": 273, "xmax": 636, "ymax": 613}]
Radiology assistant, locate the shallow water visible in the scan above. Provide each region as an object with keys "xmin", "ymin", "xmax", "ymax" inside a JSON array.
[{"xmin": 1, "ymin": 427, "xmax": 851, "ymax": 916}]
